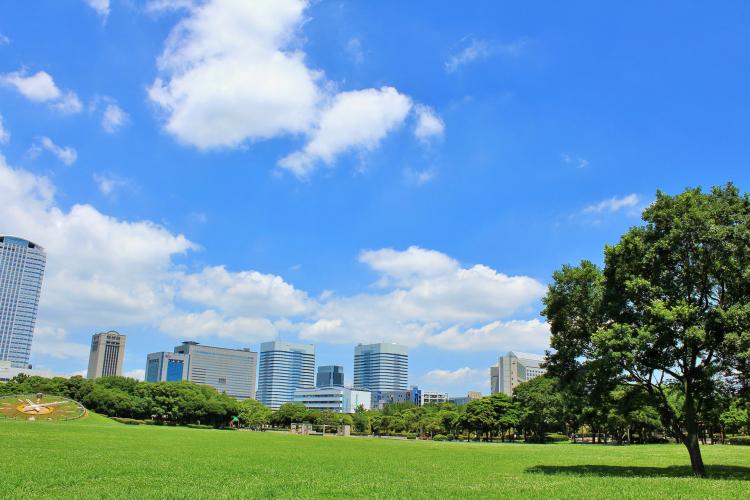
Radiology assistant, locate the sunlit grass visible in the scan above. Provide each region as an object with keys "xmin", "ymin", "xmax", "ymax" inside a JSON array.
[{"xmin": 1, "ymin": 416, "xmax": 748, "ymax": 498}]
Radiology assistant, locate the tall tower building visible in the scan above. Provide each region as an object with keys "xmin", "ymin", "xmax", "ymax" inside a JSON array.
[
  {"xmin": 316, "ymin": 365, "xmax": 344, "ymax": 387},
  {"xmin": 87, "ymin": 331, "xmax": 126, "ymax": 379},
  {"xmin": 0, "ymin": 236, "xmax": 46, "ymax": 368},
  {"xmin": 257, "ymin": 341, "xmax": 315, "ymax": 410},
  {"xmin": 490, "ymin": 351, "xmax": 546, "ymax": 396},
  {"xmin": 353, "ymin": 343, "xmax": 408, "ymax": 392},
  {"xmin": 172, "ymin": 341, "xmax": 257, "ymax": 400}
]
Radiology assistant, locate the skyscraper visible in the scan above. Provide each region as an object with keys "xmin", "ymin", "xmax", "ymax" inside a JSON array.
[
  {"xmin": 173, "ymin": 341, "xmax": 257, "ymax": 400},
  {"xmin": 353, "ymin": 343, "xmax": 408, "ymax": 392},
  {"xmin": 87, "ymin": 331, "xmax": 126, "ymax": 379},
  {"xmin": 0, "ymin": 235, "xmax": 46, "ymax": 368},
  {"xmin": 257, "ymin": 341, "xmax": 315, "ymax": 410},
  {"xmin": 316, "ymin": 365, "xmax": 344, "ymax": 387},
  {"xmin": 490, "ymin": 351, "xmax": 546, "ymax": 396}
]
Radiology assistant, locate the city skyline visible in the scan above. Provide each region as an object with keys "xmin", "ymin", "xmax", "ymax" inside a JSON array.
[{"xmin": 2, "ymin": 1, "xmax": 749, "ymax": 394}]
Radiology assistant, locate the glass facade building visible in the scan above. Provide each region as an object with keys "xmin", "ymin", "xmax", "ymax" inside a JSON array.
[
  {"xmin": 294, "ymin": 386, "xmax": 371, "ymax": 413},
  {"xmin": 353, "ymin": 343, "xmax": 408, "ymax": 392},
  {"xmin": 316, "ymin": 365, "xmax": 344, "ymax": 387},
  {"xmin": 257, "ymin": 341, "xmax": 315, "ymax": 410},
  {"xmin": 0, "ymin": 236, "xmax": 46, "ymax": 368},
  {"xmin": 145, "ymin": 351, "xmax": 187, "ymax": 382}
]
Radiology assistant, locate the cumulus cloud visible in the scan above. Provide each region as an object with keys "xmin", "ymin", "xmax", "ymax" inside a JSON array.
[
  {"xmin": 32, "ymin": 326, "xmax": 89, "ymax": 361},
  {"xmin": 299, "ymin": 246, "xmax": 548, "ymax": 350},
  {"xmin": 0, "ymin": 114, "xmax": 9, "ymax": 144},
  {"xmin": 148, "ymin": 0, "xmax": 321, "ymax": 149},
  {"xmin": 402, "ymin": 167, "xmax": 436, "ymax": 186},
  {"xmin": 583, "ymin": 194, "xmax": 640, "ymax": 214},
  {"xmin": 101, "ymin": 102, "xmax": 129, "ymax": 133},
  {"xmin": 413, "ymin": 104, "xmax": 444, "ymax": 141},
  {"xmin": 561, "ymin": 153, "xmax": 589, "ymax": 169},
  {"xmin": 445, "ymin": 36, "xmax": 527, "ymax": 73},
  {"xmin": 29, "ymin": 137, "xmax": 78, "ymax": 166},
  {"xmin": 178, "ymin": 265, "xmax": 313, "ymax": 317},
  {"xmin": 421, "ymin": 367, "xmax": 488, "ymax": 392},
  {"xmin": 0, "ymin": 70, "xmax": 82, "ymax": 114},
  {"xmin": 279, "ymin": 87, "xmax": 412, "ymax": 176},
  {"xmin": 149, "ymin": 0, "xmax": 442, "ymax": 177},
  {"xmin": 1, "ymin": 158, "xmax": 545, "ymax": 362},
  {"xmin": 124, "ymin": 369, "xmax": 146, "ymax": 381},
  {"xmin": 0, "ymin": 33, "xmax": 9, "ymax": 46},
  {"xmin": 85, "ymin": 0, "xmax": 110, "ymax": 20},
  {"xmin": 93, "ymin": 172, "xmax": 134, "ymax": 197}
]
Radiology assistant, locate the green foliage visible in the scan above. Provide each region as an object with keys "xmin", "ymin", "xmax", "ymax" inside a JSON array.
[
  {"xmin": 1, "ymin": 374, "xmax": 239, "ymax": 427},
  {"xmin": 543, "ymin": 184, "xmax": 750, "ymax": 475},
  {"xmin": 238, "ymin": 398, "xmax": 271, "ymax": 429}
]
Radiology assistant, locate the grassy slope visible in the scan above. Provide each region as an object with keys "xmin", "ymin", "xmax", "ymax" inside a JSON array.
[{"xmin": 1, "ymin": 418, "xmax": 748, "ymax": 499}]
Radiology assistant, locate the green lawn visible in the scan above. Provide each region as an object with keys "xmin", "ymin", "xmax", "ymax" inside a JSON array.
[{"xmin": 1, "ymin": 415, "xmax": 748, "ymax": 498}]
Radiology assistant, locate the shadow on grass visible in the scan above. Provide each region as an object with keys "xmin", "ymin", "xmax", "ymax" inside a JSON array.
[{"xmin": 527, "ymin": 465, "xmax": 750, "ymax": 480}]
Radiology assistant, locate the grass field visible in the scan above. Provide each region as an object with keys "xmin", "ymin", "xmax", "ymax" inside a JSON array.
[{"xmin": 1, "ymin": 415, "xmax": 748, "ymax": 498}]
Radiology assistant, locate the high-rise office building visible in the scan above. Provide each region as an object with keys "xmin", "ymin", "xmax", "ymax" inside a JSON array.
[
  {"xmin": 145, "ymin": 351, "xmax": 188, "ymax": 383},
  {"xmin": 0, "ymin": 235, "xmax": 46, "ymax": 368},
  {"xmin": 87, "ymin": 331, "xmax": 126, "ymax": 379},
  {"xmin": 316, "ymin": 365, "xmax": 344, "ymax": 387},
  {"xmin": 257, "ymin": 341, "xmax": 315, "ymax": 410},
  {"xmin": 353, "ymin": 343, "xmax": 408, "ymax": 392},
  {"xmin": 172, "ymin": 341, "xmax": 257, "ymax": 400},
  {"xmin": 490, "ymin": 351, "xmax": 546, "ymax": 396}
]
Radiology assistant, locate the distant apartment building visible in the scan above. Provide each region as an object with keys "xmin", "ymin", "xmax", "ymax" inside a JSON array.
[
  {"xmin": 421, "ymin": 391, "xmax": 449, "ymax": 406},
  {"xmin": 371, "ymin": 386, "xmax": 421, "ymax": 409},
  {"xmin": 87, "ymin": 331, "xmax": 126, "ymax": 379},
  {"xmin": 490, "ymin": 351, "xmax": 546, "ymax": 396},
  {"xmin": 145, "ymin": 351, "xmax": 188, "ymax": 383},
  {"xmin": 316, "ymin": 365, "xmax": 344, "ymax": 387},
  {"xmin": 448, "ymin": 391, "xmax": 483, "ymax": 406},
  {"xmin": 353, "ymin": 343, "xmax": 408, "ymax": 406},
  {"xmin": 0, "ymin": 235, "xmax": 46, "ymax": 368},
  {"xmin": 170, "ymin": 341, "xmax": 257, "ymax": 400},
  {"xmin": 294, "ymin": 386, "xmax": 371, "ymax": 413},
  {"xmin": 257, "ymin": 341, "xmax": 315, "ymax": 410}
]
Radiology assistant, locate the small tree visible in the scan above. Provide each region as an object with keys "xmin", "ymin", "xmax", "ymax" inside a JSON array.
[{"xmin": 238, "ymin": 399, "xmax": 271, "ymax": 429}]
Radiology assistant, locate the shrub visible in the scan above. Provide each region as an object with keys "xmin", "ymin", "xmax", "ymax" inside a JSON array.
[
  {"xmin": 111, "ymin": 417, "xmax": 147, "ymax": 425},
  {"xmin": 728, "ymin": 437, "xmax": 750, "ymax": 446},
  {"xmin": 433, "ymin": 434, "xmax": 448, "ymax": 441}
]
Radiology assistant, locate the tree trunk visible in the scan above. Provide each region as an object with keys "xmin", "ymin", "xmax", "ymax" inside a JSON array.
[{"xmin": 683, "ymin": 388, "xmax": 706, "ymax": 477}]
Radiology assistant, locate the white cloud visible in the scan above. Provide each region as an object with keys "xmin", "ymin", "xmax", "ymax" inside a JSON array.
[
  {"xmin": 0, "ymin": 70, "xmax": 82, "ymax": 114},
  {"xmin": 31, "ymin": 326, "xmax": 89, "ymax": 361},
  {"xmin": 583, "ymin": 194, "xmax": 640, "ymax": 214},
  {"xmin": 279, "ymin": 87, "xmax": 412, "ymax": 177},
  {"xmin": 148, "ymin": 0, "xmax": 321, "ymax": 149},
  {"xmin": 423, "ymin": 367, "xmax": 483, "ymax": 384},
  {"xmin": 101, "ymin": 102, "xmax": 129, "ymax": 133},
  {"xmin": 561, "ymin": 153, "xmax": 589, "ymax": 169},
  {"xmin": 445, "ymin": 37, "xmax": 526, "ymax": 73},
  {"xmin": 178, "ymin": 265, "xmax": 313, "ymax": 317},
  {"xmin": 93, "ymin": 172, "xmax": 134, "ymax": 197},
  {"xmin": 145, "ymin": 0, "xmax": 195, "ymax": 13},
  {"xmin": 124, "ymin": 369, "xmax": 146, "ymax": 381},
  {"xmin": 346, "ymin": 37, "xmax": 364, "ymax": 64},
  {"xmin": 402, "ymin": 167, "xmax": 436, "ymax": 186},
  {"xmin": 149, "ymin": 0, "xmax": 441, "ymax": 177},
  {"xmin": 0, "ymin": 33, "xmax": 9, "ymax": 46},
  {"xmin": 85, "ymin": 0, "xmax": 110, "ymax": 19},
  {"xmin": 1, "ymin": 71, "xmax": 61, "ymax": 102},
  {"xmin": 30, "ymin": 137, "xmax": 78, "ymax": 166},
  {"xmin": 413, "ymin": 104, "xmax": 444, "ymax": 141},
  {"xmin": 0, "ymin": 114, "xmax": 9, "ymax": 144},
  {"xmin": 50, "ymin": 91, "xmax": 83, "ymax": 114},
  {"xmin": 424, "ymin": 319, "xmax": 550, "ymax": 352},
  {"xmin": 160, "ymin": 310, "xmax": 278, "ymax": 344},
  {"xmin": 299, "ymin": 247, "xmax": 547, "ymax": 350}
]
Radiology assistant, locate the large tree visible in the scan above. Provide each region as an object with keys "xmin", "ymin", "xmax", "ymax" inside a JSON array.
[{"xmin": 543, "ymin": 184, "xmax": 750, "ymax": 476}]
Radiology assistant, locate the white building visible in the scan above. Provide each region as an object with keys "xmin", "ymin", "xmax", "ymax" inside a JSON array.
[
  {"xmin": 173, "ymin": 341, "xmax": 258, "ymax": 400},
  {"xmin": 294, "ymin": 386, "xmax": 371, "ymax": 413},
  {"xmin": 421, "ymin": 391, "xmax": 449, "ymax": 405},
  {"xmin": 0, "ymin": 360, "xmax": 54, "ymax": 382},
  {"xmin": 258, "ymin": 341, "xmax": 315, "ymax": 410},
  {"xmin": 490, "ymin": 351, "xmax": 546, "ymax": 396},
  {"xmin": 87, "ymin": 331, "xmax": 126, "ymax": 379}
]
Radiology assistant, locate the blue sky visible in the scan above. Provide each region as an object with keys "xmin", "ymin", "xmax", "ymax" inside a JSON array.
[{"xmin": 1, "ymin": 1, "xmax": 750, "ymax": 395}]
